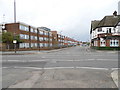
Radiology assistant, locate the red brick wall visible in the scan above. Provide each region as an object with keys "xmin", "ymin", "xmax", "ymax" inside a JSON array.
[
  {"xmin": 5, "ymin": 23, "xmax": 20, "ymax": 34},
  {"xmin": 106, "ymin": 40, "xmax": 110, "ymax": 47},
  {"xmin": 98, "ymin": 40, "xmax": 100, "ymax": 47}
]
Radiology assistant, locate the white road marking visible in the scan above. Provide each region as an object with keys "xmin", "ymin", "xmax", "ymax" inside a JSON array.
[
  {"xmin": 2, "ymin": 66, "xmax": 119, "ymax": 70},
  {"xmin": 13, "ymin": 66, "xmax": 75, "ymax": 70},
  {"xmin": 2, "ymin": 60, "xmax": 48, "ymax": 62},
  {"xmin": 76, "ymin": 67, "xmax": 109, "ymax": 70},
  {"xmin": 2, "ymin": 59, "xmax": 118, "ymax": 62},
  {"xmin": 2, "ymin": 67, "xmax": 6, "ymax": 68},
  {"xmin": 111, "ymin": 68, "xmax": 120, "ymax": 70}
]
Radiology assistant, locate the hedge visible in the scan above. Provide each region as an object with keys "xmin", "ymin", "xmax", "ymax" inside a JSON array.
[{"xmin": 91, "ymin": 46, "xmax": 120, "ymax": 50}]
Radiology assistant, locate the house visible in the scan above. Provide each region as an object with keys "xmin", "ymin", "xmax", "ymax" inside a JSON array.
[{"xmin": 90, "ymin": 11, "xmax": 120, "ymax": 49}]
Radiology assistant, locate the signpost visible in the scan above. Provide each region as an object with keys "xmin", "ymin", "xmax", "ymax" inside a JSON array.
[{"xmin": 13, "ymin": 40, "xmax": 17, "ymax": 53}]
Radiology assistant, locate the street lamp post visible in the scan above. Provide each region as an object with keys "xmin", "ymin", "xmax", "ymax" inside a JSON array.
[
  {"xmin": 14, "ymin": 0, "xmax": 16, "ymax": 23},
  {"xmin": 13, "ymin": 0, "xmax": 17, "ymax": 53}
]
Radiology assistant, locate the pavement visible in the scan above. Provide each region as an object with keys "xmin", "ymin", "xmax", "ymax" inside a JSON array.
[
  {"xmin": 1, "ymin": 48, "xmax": 66, "ymax": 55},
  {"xmin": 111, "ymin": 69, "xmax": 119, "ymax": 88}
]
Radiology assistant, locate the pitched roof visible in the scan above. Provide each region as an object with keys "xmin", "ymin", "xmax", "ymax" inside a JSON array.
[
  {"xmin": 91, "ymin": 20, "xmax": 100, "ymax": 30},
  {"xmin": 97, "ymin": 15, "xmax": 120, "ymax": 27},
  {"xmin": 90, "ymin": 20, "xmax": 100, "ymax": 34}
]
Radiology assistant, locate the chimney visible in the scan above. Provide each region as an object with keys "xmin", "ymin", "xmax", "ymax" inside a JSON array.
[{"xmin": 113, "ymin": 11, "xmax": 117, "ymax": 16}]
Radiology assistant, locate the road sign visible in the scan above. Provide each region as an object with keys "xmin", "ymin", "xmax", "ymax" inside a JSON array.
[{"xmin": 13, "ymin": 40, "xmax": 17, "ymax": 44}]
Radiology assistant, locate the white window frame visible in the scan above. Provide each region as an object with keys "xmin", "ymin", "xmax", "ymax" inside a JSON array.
[{"xmin": 110, "ymin": 39, "xmax": 119, "ymax": 47}]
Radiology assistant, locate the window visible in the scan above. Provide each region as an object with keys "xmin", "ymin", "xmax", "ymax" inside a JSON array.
[
  {"xmin": 20, "ymin": 34, "xmax": 25, "ymax": 39},
  {"xmin": 31, "ymin": 36, "xmax": 37, "ymax": 40},
  {"xmin": 110, "ymin": 39, "xmax": 119, "ymax": 47},
  {"xmin": 107, "ymin": 28, "xmax": 112, "ymax": 33},
  {"xmin": 98, "ymin": 28, "xmax": 102, "ymax": 32},
  {"xmin": 58, "ymin": 39, "xmax": 61, "ymax": 42},
  {"xmin": 25, "ymin": 43, "xmax": 29, "ymax": 48},
  {"xmin": 49, "ymin": 32, "xmax": 52, "ymax": 37},
  {"xmin": 50, "ymin": 38, "xmax": 52, "ymax": 41},
  {"xmin": 20, "ymin": 25, "xmax": 29, "ymax": 31},
  {"xmin": 25, "ymin": 35, "xmax": 29, "ymax": 39},
  {"xmin": 94, "ymin": 41, "xmax": 98, "ymax": 46},
  {"xmin": 19, "ymin": 43, "xmax": 29, "ymax": 48},
  {"xmin": 39, "ymin": 43, "xmax": 42, "ymax": 47},
  {"xmin": 44, "ymin": 33, "xmax": 46, "ymax": 35},
  {"xmin": 46, "ymin": 38, "xmax": 48, "ymax": 41},
  {"xmin": 19, "ymin": 43, "xmax": 24, "ymax": 48},
  {"xmin": 35, "ymin": 36, "xmax": 37, "ymax": 40},
  {"xmin": 44, "ymin": 43, "xmax": 48, "ymax": 47},
  {"xmin": 111, "ymin": 42, "xmax": 112, "ymax": 45},
  {"xmin": 100, "ymin": 40, "xmax": 106, "ymax": 47},
  {"xmin": 31, "ymin": 28, "xmax": 37, "ymax": 33},
  {"xmin": 39, "ymin": 37, "xmax": 43, "ymax": 41},
  {"xmin": 116, "ymin": 42, "xmax": 119, "ymax": 45},
  {"xmin": 34, "ymin": 29, "xmax": 37, "ymax": 33},
  {"xmin": 44, "ymin": 37, "xmax": 47, "ymax": 41},
  {"xmin": 31, "ymin": 43, "xmax": 37, "ymax": 47},
  {"xmin": 34, "ymin": 43, "xmax": 37, "ymax": 47},
  {"xmin": 31, "ymin": 43, "xmax": 35, "ymax": 47},
  {"xmin": 31, "ymin": 36, "xmax": 35, "ymax": 40},
  {"xmin": 44, "ymin": 32, "xmax": 48, "ymax": 35},
  {"xmin": 50, "ymin": 43, "xmax": 52, "ymax": 47},
  {"xmin": 109, "ymin": 28, "xmax": 111, "ymax": 33},
  {"xmin": 20, "ymin": 34, "xmax": 29, "ymax": 39},
  {"xmin": 31, "ymin": 28, "xmax": 34, "ymax": 32},
  {"xmin": 58, "ymin": 35, "xmax": 61, "ymax": 38},
  {"xmin": 39, "ymin": 31, "xmax": 44, "ymax": 35}
]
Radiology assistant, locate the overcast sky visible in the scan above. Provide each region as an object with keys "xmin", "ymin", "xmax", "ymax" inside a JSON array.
[{"xmin": 0, "ymin": 0, "xmax": 120, "ymax": 41}]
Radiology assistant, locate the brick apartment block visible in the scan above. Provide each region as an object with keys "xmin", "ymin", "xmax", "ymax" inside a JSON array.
[{"xmin": 1, "ymin": 22, "xmax": 78, "ymax": 50}]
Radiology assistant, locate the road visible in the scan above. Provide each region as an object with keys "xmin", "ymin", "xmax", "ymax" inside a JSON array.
[{"xmin": 2, "ymin": 46, "xmax": 119, "ymax": 88}]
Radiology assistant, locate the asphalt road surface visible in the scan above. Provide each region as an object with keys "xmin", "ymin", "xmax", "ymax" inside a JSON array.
[{"xmin": 2, "ymin": 46, "xmax": 119, "ymax": 88}]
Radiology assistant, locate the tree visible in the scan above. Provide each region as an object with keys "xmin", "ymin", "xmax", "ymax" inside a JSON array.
[
  {"xmin": 14, "ymin": 35, "xmax": 23, "ymax": 44},
  {"xmin": 2, "ymin": 32, "xmax": 23, "ymax": 49}
]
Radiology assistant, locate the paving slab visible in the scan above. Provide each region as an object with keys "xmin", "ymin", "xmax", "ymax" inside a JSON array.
[{"xmin": 111, "ymin": 69, "xmax": 120, "ymax": 88}]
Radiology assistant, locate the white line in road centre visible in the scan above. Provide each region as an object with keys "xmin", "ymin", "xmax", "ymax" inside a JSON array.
[
  {"xmin": 111, "ymin": 68, "xmax": 120, "ymax": 70},
  {"xmin": 2, "ymin": 59, "xmax": 118, "ymax": 62},
  {"xmin": 76, "ymin": 67, "xmax": 109, "ymax": 70},
  {"xmin": 2, "ymin": 66, "xmax": 116, "ymax": 70},
  {"xmin": 2, "ymin": 60, "xmax": 48, "ymax": 62},
  {"xmin": 14, "ymin": 66, "xmax": 75, "ymax": 69}
]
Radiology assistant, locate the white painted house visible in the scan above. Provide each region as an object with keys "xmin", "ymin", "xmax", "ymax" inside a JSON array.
[{"xmin": 90, "ymin": 11, "xmax": 120, "ymax": 48}]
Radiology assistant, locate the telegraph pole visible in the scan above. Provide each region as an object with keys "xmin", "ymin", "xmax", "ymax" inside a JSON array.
[
  {"xmin": 14, "ymin": 0, "xmax": 16, "ymax": 23},
  {"xmin": 13, "ymin": 0, "xmax": 17, "ymax": 53}
]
